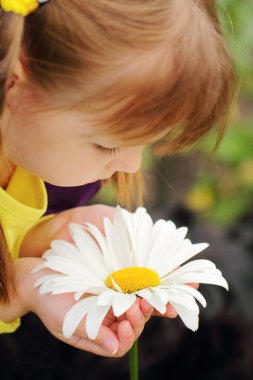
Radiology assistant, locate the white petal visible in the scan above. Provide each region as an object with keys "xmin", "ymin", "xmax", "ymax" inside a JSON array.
[
  {"xmin": 147, "ymin": 226, "xmax": 188, "ymax": 271},
  {"xmin": 97, "ymin": 289, "xmax": 136, "ymax": 317},
  {"xmin": 74, "ymin": 291, "xmax": 86, "ymax": 301},
  {"xmin": 111, "ymin": 292, "xmax": 136, "ymax": 317},
  {"xmin": 52, "ymin": 287, "xmax": 80, "ymax": 294},
  {"xmin": 34, "ymin": 275, "xmax": 78, "ymax": 294},
  {"xmin": 39, "ymin": 282, "xmax": 54, "ymax": 294},
  {"xmin": 31, "ymin": 263, "xmax": 47, "ymax": 273},
  {"xmin": 69, "ymin": 224, "xmax": 108, "ymax": 279},
  {"xmin": 33, "ymin": 274, "xmax": 64, "ymax": 288},
  {"xmin": 55, "ymin": 273, "xmax": 102, "ymax": 286},
  {"xmin": 51, "ymin": 240, "xmax": 81, "ymax": 259},
  {"xmin": 169, "ymin": 272, "xmax": 229, "ymax": 290},
  {"xmin": 113, "ymin": 207, "xmax": 133, "ymax": 265},
  {"xmin": 161, "ymin": 259, "xmax": 217, "ymax": 282},
  {"xmin": 37, "ymin": 276, "xmax": 104, "ymax": 294},
  {"xmin": 147, "ymin": 221, "xmax": 175, "ymax": 265},
  {"xmin": 162, "ymin": 285, "xmax": 207, "ymax": 308},
  {"xmin": 140, "ymin": 289, "xmax": 167, "ymax": 314},
  {"xmin": 149, "ymin": 220, "xmax": 176, "ymax": 254},
  {"xmin": 86, "ymin": 303, "xmax": 111, "ymax": 340},
  {"xmin": 111, "ymin": 276, "xmax": 123, "ymax": 293},
  {"xmin": 74, "ymin": 286, "xmax": 106, "ymax": 300},
  {"xmin": 165, "ymin": 291, "xmax": 199, "ymax": 314},
  {"xmin": 168, "ymin": 227, "xmax": 189, "ymax": 254},
  {"xmin": 104, "ymin": 217, "xmax": 130, "ymax": 270},
  {"xmin": 97, "ymin": 290, "xmax": 115, "ymax": 305},
  {"xmin": 162, "ymin": 257, "xmax": 228, "ymax": 291},
  {"xmin": 130, "ymin": 209, "xmax": 153, "ymax": 267},
  {"xmin": 42, "ymin": 248, "xmax": 56, "ymax": 259},
  {"xmin": 172, "ymin": 259, "xmax": 216, "ymax": 273},
  {"xmin": 63, "ymin": 296, "xmax": 97, "ymax": 338},
  {"xmin": 41, "ymin": 256, "xmax": 94, "ymax": 276},
  {"xmin": 85, "ymin": 222, "xmax": 113, "ymax": 273},
  {"xmin": 104, "ymin": 206, "xmax": 138, "ymax": 269},
  {"xmin": 159, "ymin": 243, "xmax": 209, "ymax": 275},
  {"xmin": 69, "ymin": 224, "xmax": 101, "ymax": 256},
  {"xmin": 150, "ymin": 219, "xmax": 167, "ymax": 241},
  {"xmin": 135, "ymin": 288, "xmax": 152, "ymax": 300},
  {"xmin": 170, "ymin": 302, "xmax": 199, "ymax": 331},
  {"xmin": 151, "ymin": 287, "xmax": 169, "ymax": 304}
]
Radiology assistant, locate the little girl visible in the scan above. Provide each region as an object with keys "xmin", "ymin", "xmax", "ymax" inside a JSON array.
[{"xmin": 0, "ymin": 0, "xmax": 235, "ymax": 359}]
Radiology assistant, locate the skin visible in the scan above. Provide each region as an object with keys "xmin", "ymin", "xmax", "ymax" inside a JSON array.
[
  {"xmin": 2, "ymin": 64, "xmax": 144, "ymax": 187},
  {"xmin": 0, "ymin": 61, "xmax": 185, "ymax": 357},
  {"xmin": 19, "ymin": 205, "xmax": 179, "ymax": 357},
  {"xmin": 14, "ymin": 256, "xmax": 154, "ymax": 357}
]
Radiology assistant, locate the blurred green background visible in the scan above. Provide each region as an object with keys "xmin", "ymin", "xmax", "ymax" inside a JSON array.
[
  {"xmin": 146, "ymin": 0, "xmax": 253, "ymax": 228},
  {"xmin": 182, "ymin": 0, "xmax": 253, "ymax": 227}
]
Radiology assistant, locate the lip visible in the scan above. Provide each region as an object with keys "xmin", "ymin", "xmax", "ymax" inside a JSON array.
[
  {"xmin": 89, "ymin": 172, "xmax": 115, "ymax": 183},
  {"xmin": 89, "ymin": 177, "xmax": 110, "ymax": 183},
  {"xmin": 98, "ymin": 175, "xmax": 114, "ymax": 181}
]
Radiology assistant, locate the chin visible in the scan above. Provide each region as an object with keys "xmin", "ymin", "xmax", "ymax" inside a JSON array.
[
  {"xmin": 43, "ymin": 177, "xmax": 93, "ymax": 187},
  {"xmin": 98, "ymin": 173, "xmax": 115, "ymax": 181}
]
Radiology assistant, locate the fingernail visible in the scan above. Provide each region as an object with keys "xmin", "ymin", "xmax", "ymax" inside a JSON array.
[
  {"xmin": 103, "ymin": 338, "xmax": 118, "ymax": 355},
  {"xmin": 132, "ymin": 304, "xmax": 143, "ymax": 321},
  {"xmin": 146, "ymin": 308, "xmax": 153, "ymax": 319},
  {"xmin": 123, "ymin": 321, "xmax": 134, "ymax": 337}
]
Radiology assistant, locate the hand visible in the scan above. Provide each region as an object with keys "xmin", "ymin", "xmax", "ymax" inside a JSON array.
[
  {"xmin": 20, "ymin": 204, "xmax": 200, "ymax": 332},
  {"xmin": 17, "ymin": 257, "xmax": 153, "ymax": 357},
  {"xmin": 20, "ymin": 204, "xmax": 116, "ymax": 257}
]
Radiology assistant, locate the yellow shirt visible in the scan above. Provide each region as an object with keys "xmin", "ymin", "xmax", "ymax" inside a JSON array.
[{"xmin": 0, "ymin": 167, "xmax": 48, "ymax": 333}]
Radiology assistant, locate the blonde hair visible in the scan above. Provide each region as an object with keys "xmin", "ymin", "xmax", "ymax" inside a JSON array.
[{"xmin": 0, "ymin": 0, "xmax": 236, "ymax": 300}]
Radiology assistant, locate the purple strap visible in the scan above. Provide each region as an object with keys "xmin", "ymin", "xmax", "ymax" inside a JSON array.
[{"xmin": 44, "ymin": 181, "xmax": 101, "ymax": 215}]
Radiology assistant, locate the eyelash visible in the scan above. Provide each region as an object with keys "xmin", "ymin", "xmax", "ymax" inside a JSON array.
[{"xmin": 94, "ymin": 144, "xmax": 119, "ymax": 156}]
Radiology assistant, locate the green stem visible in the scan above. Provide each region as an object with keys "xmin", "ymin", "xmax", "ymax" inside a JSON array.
[{"xmin": 129, "ymin": 340, "xmax": 139, "ymax": 380}]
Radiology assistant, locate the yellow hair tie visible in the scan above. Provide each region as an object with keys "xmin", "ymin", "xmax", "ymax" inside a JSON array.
[{"xmin": 0, "ymin": 0, "xmax": 47, "ymax": 16}]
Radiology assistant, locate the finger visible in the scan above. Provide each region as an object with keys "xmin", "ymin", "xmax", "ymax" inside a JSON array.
[
  {"xmin": 152, "ymin": 303, "xmax": 178, "ymax": 318},
  {"xmin": 125, "ymin": 302, "xmax": 145, "ymax": 339},
  {"xmin": 94, "ymin": 319, "xmax": 135, "ymax": 357},
  {"xmin": 56, "ymin": 323, "xmax": 120, "ymax": 357},
  {"xmin": 140, "ymin": 299, "xmax": 154, "ymax": 322},
  {"xmin": 187, "ymin": 282, "xmax": 199, "ymax": 289},
  {"xmin": 164, "ymin": 303, "xmax": 178, "ymax": 318},
  {"xmin": 68, "ymin": 205, "xmax": 116, "ymax": 233},
  {"xmin": 116, "ymin": 320, "xmax": 135, "ymax": 356}
]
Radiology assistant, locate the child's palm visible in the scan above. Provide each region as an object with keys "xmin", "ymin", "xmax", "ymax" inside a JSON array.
[{"xmin": 28, "ymin": 267, "xmax": 148, "ymax": 357}]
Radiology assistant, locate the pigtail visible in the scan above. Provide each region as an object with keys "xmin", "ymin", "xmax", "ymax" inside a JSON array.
[
  {"xmin": 0, "ymin": 11, "xmax": 24, "ymax": 302},
  {"xmin": 0, "ymin": 225, "xmax": 15, "ymax": 302},
  {"xmin": 0, "ymin": 12, "xmax": 24, "ymax": 114},
  {"xmin": 114, "ymin": 171, "xmax": 143, "ymax": 210}
]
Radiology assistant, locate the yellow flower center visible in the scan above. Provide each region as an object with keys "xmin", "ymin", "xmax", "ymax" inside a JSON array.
[{"xmin": 106, "ymin": 267, "xmax": 160, "ymax": 294}]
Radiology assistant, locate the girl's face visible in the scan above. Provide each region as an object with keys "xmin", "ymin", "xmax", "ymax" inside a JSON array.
[{"xmin": 2, "ymin": 87, "xmax": 143, "ymax": 186}]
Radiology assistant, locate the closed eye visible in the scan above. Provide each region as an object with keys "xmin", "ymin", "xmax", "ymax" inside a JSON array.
[{"xmin": 94, "ymin": 144, "xmax": 120, "ymax": 156}]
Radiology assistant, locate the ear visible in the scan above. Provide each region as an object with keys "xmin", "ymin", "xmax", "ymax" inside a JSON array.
[{"xmin": 6, "ymin": 58, "xmax": 28, "ymax": 91}]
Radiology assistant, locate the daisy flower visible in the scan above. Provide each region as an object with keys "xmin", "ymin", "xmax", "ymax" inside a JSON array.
[{"xmin": 32, "ymin": 206, "xmax": 228, "ymax": 340}]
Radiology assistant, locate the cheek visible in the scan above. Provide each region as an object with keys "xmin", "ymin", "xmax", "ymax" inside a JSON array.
[
  {"xmin": 2, "ymin": 128, "xmax": 26, "ymax": 163},
  {"xmin": 2, "ymin": 111, "xmax": 39, "ymax": 162},
  {"xmin": 48, "ymin": 152, "xmax": 108, "ymax": 186}
]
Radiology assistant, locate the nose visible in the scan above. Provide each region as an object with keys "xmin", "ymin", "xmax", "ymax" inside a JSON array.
[{"xmin": 109, "ymin": 145, "xmax": 144, "ymax": 174}]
